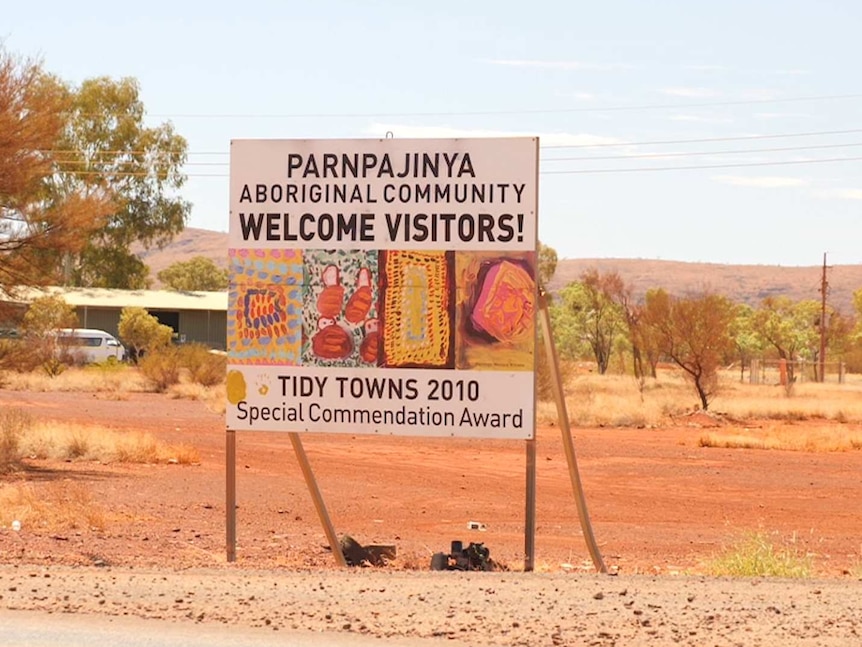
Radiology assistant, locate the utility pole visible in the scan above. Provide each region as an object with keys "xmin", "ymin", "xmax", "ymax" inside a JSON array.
[{"xmin": 819, "ymin": 252, "xmax": 828, "ymax": 383}]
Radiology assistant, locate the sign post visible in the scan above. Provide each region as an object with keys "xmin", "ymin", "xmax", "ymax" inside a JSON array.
[{"xmin": 225, "ymin": 430, "xmax": 236, "ymax": 563}]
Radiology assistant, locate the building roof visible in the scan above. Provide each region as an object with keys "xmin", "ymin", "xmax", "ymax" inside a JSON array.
[{"xmin": 11, "ymin": 286, "xmax": 228, "ymax": 312}]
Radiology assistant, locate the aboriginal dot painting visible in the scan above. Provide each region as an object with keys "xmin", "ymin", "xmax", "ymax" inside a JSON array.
[
  {"xmin": 228, "ymin": 248, "xmax": 303, "ymax": 364},
  {"xmin": 379, "ymin": 250, "xmax": 455, "ymax": 368}
]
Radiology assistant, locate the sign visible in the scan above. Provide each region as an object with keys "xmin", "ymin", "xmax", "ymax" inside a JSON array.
[{"xmin": 226, "ymin": 137, "xmax": 538, "ymax": 439}]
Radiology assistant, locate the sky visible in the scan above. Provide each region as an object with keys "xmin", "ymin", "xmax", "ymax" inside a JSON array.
[{"xmin": 4, "ymin": 0, "xmax": 862, "ymax": 266}]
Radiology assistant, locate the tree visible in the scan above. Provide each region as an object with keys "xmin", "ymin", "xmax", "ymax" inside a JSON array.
[
  {"xmin": 601, "ymin": 270, "xmax": 658, "ymax": 381},
  {"xmin": 50, "ymin": 76, "xmax": 190, "ymax": 288},
  {"xmin": 76, "ymin": 246, "xmax": 152, "ymax": 290},
  {"xmin": 21, "ymin": 294, "xmax": 77, "ymax": 336},
  {"xmin": 729, "ymin": 304, "xmax": 764, "ymax": 381},
  {"xmin": 822, "ymin": 308, "xmax": 854, "ymax": 364},
  {"xmin": 158, "ymin": 256, "xmax": 228, "ymax": 291},
  {"xmin": 648, "ymin": 291, "xmax": 735, "ymax": 410},
  {"xmin": 846, "ymin": 288, "xmax": 862, "ymax": 373},
  {"xmin": 549, "ymin": 295, "xmax": 591, "ymax": 361},
  {"xmin": 556, "ymin": 269, "xmax": 626, "ymax": 374},
  {"xmin": 537, "ymin": 242, "xmax": 558, "ymax": 287},
  {"xmin": 535, "ymin": 242, "xmax": 561, "ymax": 396},
  {"xmin": 14, "ymin": 294, "xmax": 78, "ymax": 372},
  {"xmin": 852, "ymin": 288, "xmax": 862, "ymax": 345},
  {"xmin": 117, "ymin": 307, "xmax": 173, "ymax": 362},
  {"xmin": 637, "ymin": 288, "xmax": 670, "ymax": 379},
  {"xmin": 0, "ymin": 47, "xmax": 111, "ymax": 299},
  {"xmin": 750, "ymin": 296, "xmax": 820, "ymax": 381}
]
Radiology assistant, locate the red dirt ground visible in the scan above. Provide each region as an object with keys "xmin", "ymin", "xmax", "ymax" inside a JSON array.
[{"xmin": 2, "ymin": 389, "xmax": 861, "ymax": 577}]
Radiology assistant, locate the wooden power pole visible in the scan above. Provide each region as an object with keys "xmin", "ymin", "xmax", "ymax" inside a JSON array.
[{"xmin": 819, "ymin": 252, "xmax": 828, "ymax": 383}]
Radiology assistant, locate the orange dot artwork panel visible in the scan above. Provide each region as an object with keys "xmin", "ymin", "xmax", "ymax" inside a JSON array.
[
  {"xmin": 228, "ymin": 248, "xmax": 303, "ymax": 365},
  {"xmin": 454, "ymin": 251, "xmax": 537, "ymax": 371}
]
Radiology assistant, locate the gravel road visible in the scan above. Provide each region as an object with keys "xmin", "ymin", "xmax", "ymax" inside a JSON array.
[{"xmin": 1, "ymin": 565, "xmax": 860, "ymax": 646}]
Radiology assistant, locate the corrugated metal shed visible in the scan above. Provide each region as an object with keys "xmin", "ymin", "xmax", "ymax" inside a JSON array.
[
  {"xmin": 5, "ymin": 286, "xmax": 228, "ymax": 349},
  {"xmin": 18, "ymin": 287, "xmax": 227, "ymax": 311}
]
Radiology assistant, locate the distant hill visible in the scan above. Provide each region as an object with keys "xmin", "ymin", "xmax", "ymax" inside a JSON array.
[
  {"xmin": 135, "ymin": 228, "xmax": 228, "ymax": 284},
  {"xmin": 139, "ymin": 228, "xmax": 861, "ymax": 313},
  {"xmin": 546, "ymin": 258, "xmax": 861, "ymax": 314}
]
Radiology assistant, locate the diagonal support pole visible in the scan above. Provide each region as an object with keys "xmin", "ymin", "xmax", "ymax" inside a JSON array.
[
  {"xmin": 289, "ymin": 432, "xmax": 347, "ymax": 568},
  {"xmin": 538, "ymin": 289, "xmax": 607, "ymax": 573}
]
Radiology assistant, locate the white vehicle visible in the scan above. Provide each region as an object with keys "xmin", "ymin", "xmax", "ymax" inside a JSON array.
[{"xmin": 54, "ymin": 328, "xmax": 127, "ymax": 364}]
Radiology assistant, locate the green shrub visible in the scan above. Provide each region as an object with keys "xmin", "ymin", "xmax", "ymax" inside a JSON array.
[
  {"xmin": 21, "ymin": 295, "xmax": 77, "ymax": 336},
  {"xmin": 118, "ymin": 307, "xmax": 173, "ymax": 363},
  {"xmin": 139, "ymin": 347, "xmax": 181, "ymax": 392},
  {"xmin": 178, "ymin": 343, "xmax": 226, "ymax": 387}
]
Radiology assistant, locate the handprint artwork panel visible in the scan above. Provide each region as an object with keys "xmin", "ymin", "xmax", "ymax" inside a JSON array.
[{"xmin": 301, "ymin": 249, "xmax": 380, "ymax": 367}]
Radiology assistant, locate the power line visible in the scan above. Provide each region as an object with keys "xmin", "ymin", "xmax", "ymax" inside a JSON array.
[
  {"xmin": 541, "ymin": 128, "xmax": 862, "ymax": 149},
  {"xmin": 53, "ymin": 159, "xmax": 227, "ymax": 167},
  {"xmin": 51, "ymin": 154, "xmax": 862, "ymax": 178},
  {"xmin": 49, "ymin": 140, "xmax": 862, "ymax": 168},
  {"xmin": 137, "ymin": 92, "xmax": 862, "ymax": 119},
  {"xmin": 40, "ymin": 126, "xmax": 862, "ymax": 158},
  {"xmin": 541, "ymin": 155, "xmax": 862, "ymax": 174},
  {"xmin": 542, "ymin": 140, "xmax": 862, "ymax": 162},
  {"xmin": 44, "ymin": 150, "xmax": 223, "ymax": 156}
]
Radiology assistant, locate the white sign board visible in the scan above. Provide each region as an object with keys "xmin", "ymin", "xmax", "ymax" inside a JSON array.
[{"xmin": 226, "ymin": 137, "xmax": 538, "ymax": 439}]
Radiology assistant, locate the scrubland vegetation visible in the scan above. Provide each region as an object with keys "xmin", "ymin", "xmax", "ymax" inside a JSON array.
[
  {"xmin": 706, "ymin": 531, "xmax": 815, "ymax": 579},
  {"xmin": 538, "ymin": 361, "xmax": 862, "ymax": 440}
]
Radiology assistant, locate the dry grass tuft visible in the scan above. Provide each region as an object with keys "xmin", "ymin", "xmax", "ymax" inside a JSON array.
[
  {"xmin": 139, "ymin": 348, "xmax": 182, "ymax": 392},
  {"xmin": 718, "ymin": 378, "xmax": 862, "ymax": 423},
  {"xmin": 1, "ymin": 408, "xmax": 33, "ymax": 473},
  {"xmin": 706, "ymin": 531, "xmax": 814, "ymax": 578},
  {"xmin": 699, "ymin": 425, "xmax": 862, "ymax": 453},
  {"xmin": 168, "ymin": 382, "xmax": 210, "ymax": 401},
  {"xmin": 168, "ymin": 381, "xmax": 226, "ymax": 415},
  {"xmin": 1, "ymin": 365, "xmax": 149, "ymax": 393},
  {"xmin": 537, "ymin": 372, "xmax": 703, "ymax": 428},
  {"xmin": 166, "ymin": 443, "xmax": 201, "ymax": 465},
  {"xmin": 17, "ymin": 421, "xmax": 200, "ymax": 465},
  {"xmin": 535, "ymin": 369, "xmax": 862, "ymax": 431},
  {"xmin": 0, "ymin": 481, "xmax": 106, "ymax": 532},
  {"xmin": 178, "ymin": 344, "xmax": 226, "ymax": 387}
]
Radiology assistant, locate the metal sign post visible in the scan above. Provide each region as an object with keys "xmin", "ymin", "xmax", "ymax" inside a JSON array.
[
  {"xmin": 524, "ymin": 437, "xmax": 537, "ymax": 571},
  {"xmin": 226, "ymin": 430, "xmax": 236, "ymax": 563}
]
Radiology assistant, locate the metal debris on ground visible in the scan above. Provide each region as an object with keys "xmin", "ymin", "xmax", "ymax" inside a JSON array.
[
  {"xmin": 430, "ymin": 540, "xmax": 495, "ymax": 571},
  {"xmin": 338, "ymin": 535, "xmax": 396, "ymax": 567}
]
